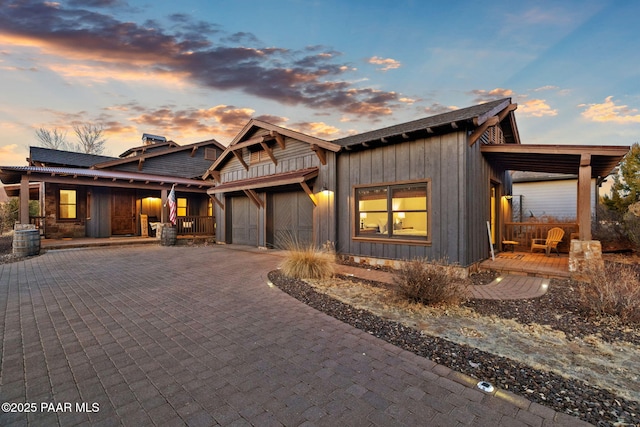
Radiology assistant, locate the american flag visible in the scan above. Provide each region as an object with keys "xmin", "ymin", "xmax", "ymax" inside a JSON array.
[{"xmin": 167, "ymin": 185, "xmax": 177, "ymax": 226}]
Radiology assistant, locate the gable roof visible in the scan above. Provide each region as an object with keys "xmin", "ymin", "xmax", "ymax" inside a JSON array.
[
  {"xmin": 204, "ymin": 119, "xmax": 340, "ymax": 178},
  {"xmin": 333, "ymin": 98, "xmax": 518, "ymax": 149},
  {"xmin": 229, "ymin": 119, "xmax": 340, "ymax": 151},
  {"xmin": 29, "ymin": 146, "xmax": 118, "ymax": 167}
]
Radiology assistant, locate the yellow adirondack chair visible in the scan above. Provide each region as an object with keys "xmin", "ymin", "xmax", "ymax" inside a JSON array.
[{"xmin": 530, "ymin": 227, "xmax": 565, "ymax": 256}]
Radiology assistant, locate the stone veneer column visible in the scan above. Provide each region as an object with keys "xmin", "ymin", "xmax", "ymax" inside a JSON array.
[{"xmin": 569, "ymin": 239, "xmax": 604, "ymax": 280}]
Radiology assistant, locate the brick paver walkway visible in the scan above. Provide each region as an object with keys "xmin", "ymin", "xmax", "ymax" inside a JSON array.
[
  {"xmin": 0, "ymin": 245, "xmax": 589, "ymax": 426},
  {"xmin": 335, "ymin": 264, "xmax": 550, "ymax": 300}
]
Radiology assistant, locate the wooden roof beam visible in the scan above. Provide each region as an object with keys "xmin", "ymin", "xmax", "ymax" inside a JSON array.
[
  {"xmin": 468, "ymin": 116, "xmax": 499, "ymax": 146},
  {"xmin": 271, "ymin": 131, "xmax": 286, "ymax": 149},
  {"xmin": 310, "ymin": 144, "xmax": 327, "ymax": 165},
  {"xmin": 300, "ymin": 181, "xmax": 318, "ymax": 206},
  {"xmin": 190, "ymin": 146, "xmax": 198, "ymax": 157},
  {"xmin": 211, "ymin": 171, "xmax": 221, "ymax": 183},
  {"xmin": 243, "ymin": 189, "xmax": 264, "ymax": 208},
  {"xmin": 259, "ymin": 141, "xmax": 278, "ymax": 166},
  {"xmin": 210, "ymin": 194, "xmax": 224, "ymax": 210},
  {"xmin": 137, "ymin": 157, "xmax": 145, "ymax": 171},
  {"xmin": 497, "ymin": 103, "xmax": 517, "ymax": 122},
  {"xmin": 232, "ymin": 150, "xmax": 249, "ymax": 170},
  {"xmin": 230, "ymin": 135, "xmax": 274, "ymax": 151}
]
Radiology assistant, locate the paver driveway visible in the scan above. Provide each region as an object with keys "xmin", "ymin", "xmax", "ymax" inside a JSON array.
[{"xmin": 0, "ymin": 245, "xmax": 588, "ymax": 426}]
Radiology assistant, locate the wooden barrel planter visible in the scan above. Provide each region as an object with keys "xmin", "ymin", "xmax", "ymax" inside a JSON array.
[
  {"xmin": 161, "ymin": 224, "xmax": 177, "ymax": 246},
  {"xmin": 12, "ymin": 229, "xmax": 41, "ymax": 257}
]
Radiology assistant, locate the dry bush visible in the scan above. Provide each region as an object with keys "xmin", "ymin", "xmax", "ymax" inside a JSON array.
[
  {"xmin": 394, "ymin": 258, "xmax": 469, "ymax": 306},
  {"xmin": 280, "ymin": 239, "xmax": 335, "ymax": 280},
  {"xmin": 577, "ymin": 261, "xmax": 640, "ymax": 324}
]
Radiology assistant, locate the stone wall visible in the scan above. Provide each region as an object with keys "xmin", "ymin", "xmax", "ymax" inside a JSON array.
[{"xmin": 44, "ymin": 184, "xmax": 87, "ymax": 239}]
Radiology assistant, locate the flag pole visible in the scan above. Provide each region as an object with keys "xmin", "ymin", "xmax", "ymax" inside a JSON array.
[{"xmin": 163, "ymin": 183, "xmax": 176, "ymax": 207}]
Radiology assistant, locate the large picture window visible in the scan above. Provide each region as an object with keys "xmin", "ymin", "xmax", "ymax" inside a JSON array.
[
  {"xmin": 59, "ymin": 189, "xmax": 77, "ymax": 220},
  {"xmin": 355, "ymin": 181, "xmax": 429, "ymax": 241}
]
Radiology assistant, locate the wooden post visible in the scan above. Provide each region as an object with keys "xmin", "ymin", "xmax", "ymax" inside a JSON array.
[
  {"xmin": 161, "ymin": 189, "xmax": 167, "ymax": 223},
  {"xmin": 20, "ymin": 175, "xmax": 30, "ymax": 225},
  {"xmin": 578, "ymin": 154, "xmax": 592, "ymax": 240}
]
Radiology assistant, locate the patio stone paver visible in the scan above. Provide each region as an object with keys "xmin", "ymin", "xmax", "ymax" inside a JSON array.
[{"xmin": 0, "ymin": 245, "xmax": 590, "ymax": 426}]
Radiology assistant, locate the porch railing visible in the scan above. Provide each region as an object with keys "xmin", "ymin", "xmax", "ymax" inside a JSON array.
[
  {"xmin": 503, "ymin": 222, "xmax": 578, "ymax": 252},
  {"xmin": 176, "ymin": 216, "xmax": 214, "ymax": 236}
]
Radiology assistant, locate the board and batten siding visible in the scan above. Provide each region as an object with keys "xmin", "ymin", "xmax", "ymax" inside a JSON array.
[
  {"xmin": 338, "ymin": 132, "xmax": 456, "ymax": 263},
  {"xmin": 464, "ymin": 140, "xmax": 511, "ymax": 265},
  {"xmin": 337, "ymin": 131, "xmax": 510, "ymax": 267},
  {"xmin": 213, "ymin": 135, "xmax": 336, "ymax": 247}
]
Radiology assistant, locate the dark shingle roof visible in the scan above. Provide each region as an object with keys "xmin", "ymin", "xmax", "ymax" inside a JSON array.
[
  {"xmin": 29, "ymin": 146, "xmax": 117, "ymax": 167},
  {"xmin": 96, "ymin": 139, "xmax": 226, "ymax": 180},
  {"xmin": 333, "ymin": 98, "xmax": 511, "ymax": 148}
]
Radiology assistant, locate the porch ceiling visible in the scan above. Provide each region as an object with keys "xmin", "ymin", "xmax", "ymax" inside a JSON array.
[{"xmin": 481, "ymin": 144, "xmax": 629, "ymax": 177}]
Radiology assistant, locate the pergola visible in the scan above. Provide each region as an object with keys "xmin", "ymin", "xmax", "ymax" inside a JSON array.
[{"xmin": 481, "ymin": 144, "xmax": 630, "ymax": 241}]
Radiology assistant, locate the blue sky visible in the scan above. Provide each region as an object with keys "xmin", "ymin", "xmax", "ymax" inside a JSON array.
[{"xmin": 1, "ymin": 0, "xmax": 639, "ymax": 166}]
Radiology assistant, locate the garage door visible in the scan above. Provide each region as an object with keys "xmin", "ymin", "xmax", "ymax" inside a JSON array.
[
  {"xmin": 272, "ymin": 192, "xmax": 313, "ymax": 249},
  {"xmin": 231, "ymin": 196, "xmax": 257, "ymax": 245}
]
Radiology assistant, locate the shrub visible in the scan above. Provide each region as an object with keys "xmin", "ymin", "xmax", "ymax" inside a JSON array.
[
  {"xmin": 576, "ymin": 261, "xmax": 640, "ymax": 324},
  {"xmin": 280, "ymin": 239, "xmax": 335, "ymax": 280},
  {"xmin": 394, "ymin": 258, "xmax": 469, "ymax": 306}
]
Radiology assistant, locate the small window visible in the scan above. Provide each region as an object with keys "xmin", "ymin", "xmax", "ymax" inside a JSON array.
[
  {"xmin": 250, "ymin": 149, "xmax": 269, "ymax": 164},
  {"xmin": 355, "ymin": 181, "xmax": 429, "ymax": 241},
  {"xmin": 207, "ymin": 198, "xmax": 213, "ymax": 217},
  {"xmin": 177, "ymin": 198, "xmax": 187, "ymax": 217},
  {"xmin": 59, "ymin": 189, "xmax": 77, "ymax": 220}
]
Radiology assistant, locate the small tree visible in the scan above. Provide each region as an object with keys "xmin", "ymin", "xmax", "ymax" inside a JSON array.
[
  {"xmin": 73, "ymin": 124, "xmax": 107, "ymax": 155},
  {"xmin": 35, "ymin": 128, "xmax": 71, "ymax": 150},
  {"xmin": 603, "ymin": 142, "xmax": 640, "ymax": 212},
  {"xmin": 0, "ymin": 198, "xmax": 19, "ymax": 233}
]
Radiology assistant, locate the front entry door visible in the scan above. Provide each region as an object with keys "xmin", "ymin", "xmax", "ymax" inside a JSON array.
[{"xmin": 112, "ymin": 190, "xmax": 136, "ymax": 235}]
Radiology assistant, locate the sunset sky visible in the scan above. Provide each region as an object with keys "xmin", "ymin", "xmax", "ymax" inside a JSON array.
[{"xmin": 1, "ymin": 0, "xmax": 639, "ymax": 166}]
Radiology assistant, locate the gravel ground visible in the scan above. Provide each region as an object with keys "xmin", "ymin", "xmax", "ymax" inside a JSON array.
[{"xmin": 268, "ymin": 269, "xmax": 640, "ymax": 427}]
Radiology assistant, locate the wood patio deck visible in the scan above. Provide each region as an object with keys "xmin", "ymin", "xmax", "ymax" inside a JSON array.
[{"xmin": 478, "ymin": 251, "xmax": 570, "ymax": 279}]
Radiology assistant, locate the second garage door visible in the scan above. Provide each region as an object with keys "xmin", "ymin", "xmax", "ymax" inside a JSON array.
[{"xmin": 271, "ymin": 191, "xmax": 313, "ymax": 249}]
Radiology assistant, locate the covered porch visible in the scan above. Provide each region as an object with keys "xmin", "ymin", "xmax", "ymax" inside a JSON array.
[
  {"xmin": 482, "ymin": 144, "xmax": 628, "ymax": 276},
  {"xmin": 482, "ymin": 144, "xmax": 629, "ymax": 243},
  {"xmin": 0, "ymin": 166, "xmax": 216, "ymax": 239}
]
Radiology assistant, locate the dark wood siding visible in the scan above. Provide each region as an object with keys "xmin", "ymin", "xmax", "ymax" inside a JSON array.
[{"xmin": 337, "ymin": 131, "xmax": 502, "ymax": 266}]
